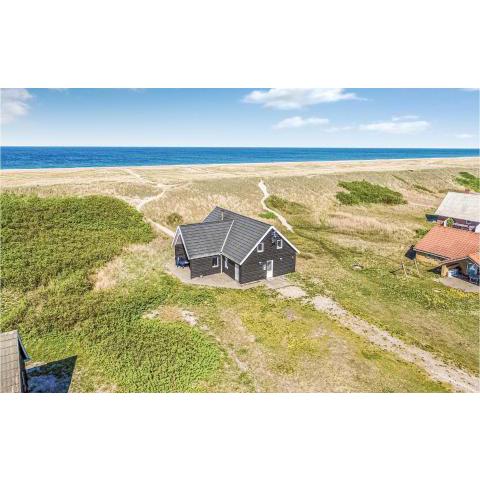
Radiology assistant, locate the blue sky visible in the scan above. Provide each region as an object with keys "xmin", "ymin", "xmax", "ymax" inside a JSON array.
[{"xmin": 1, "ymin": 88, "xmax": 478, "ymax": 148}]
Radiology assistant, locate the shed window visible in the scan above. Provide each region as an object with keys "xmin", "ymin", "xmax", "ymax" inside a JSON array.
[
  {"xmin": 257, "ymin": 242, "xmax": 264, "ymax": 253},
  {"xmin": 224, "ymin": 257, "xmax": 228, "ymax": 269},
  {"xmin": 276, "ymin": 239, "xmax": 283, "ymax": 249},
  {"xmin": 212, "ymin": 256, "xmax": 219, "ymax": 268}
]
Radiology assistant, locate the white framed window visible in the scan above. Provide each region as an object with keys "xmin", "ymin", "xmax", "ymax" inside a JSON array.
[
  {"xmin": 212, "ymin": 256, "xmax": 219, "ymax": 268},
  {"xmin": 257, "ymin": 242, "xmax": 264, "ymax": 253},
  {"xmin": 224, "ymin": 257, "xmax": 228, "ymax": 269},
  {"xmin": 276, "ymin": 239, "xmax": 283, "ymax": 249}
]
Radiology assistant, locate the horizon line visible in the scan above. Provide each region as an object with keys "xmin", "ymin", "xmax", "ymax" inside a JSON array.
[{"xmin": 2, "ymin": 145, "xmax": 478, "ymax": 150}]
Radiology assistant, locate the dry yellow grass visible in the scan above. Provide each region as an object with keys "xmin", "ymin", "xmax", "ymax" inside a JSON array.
[{"xmin": 143, "ymin": 177, "xmax": 264, "ymax": 225}]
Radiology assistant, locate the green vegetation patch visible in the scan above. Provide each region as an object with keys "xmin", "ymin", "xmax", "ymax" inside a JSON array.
[
  {"xmin": 266, "ymin": 195, "xmax": 308, "ymax": 215},
  {"xmin": 0, "ymin": 194, "xmax": 225, "ymax": 392},
  {"xmin": 455, "ymin": 171, "xmax": 480, "ymax": 192},
  {"xmin": 1, "ymin": 194, "xmax": 154, "ymax": 291},
  {"xmin": 336, "ymin": 180, "xmax": 406, "ymax": 205},
  {"xmin": 259, "ymin": 211, "xmax": 276, "ymax": 220}
]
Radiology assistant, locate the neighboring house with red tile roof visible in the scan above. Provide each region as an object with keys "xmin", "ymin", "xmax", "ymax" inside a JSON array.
[
  {"xmin": 414, "ymin": 225, "xmax": 480, "ymax": 284},
  {"xmin": 414, "ymin": 225, "xmax": 480, "ymax": 261}
]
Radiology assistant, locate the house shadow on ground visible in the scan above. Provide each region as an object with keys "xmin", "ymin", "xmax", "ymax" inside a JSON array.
[
  {"xmin": 404, "ymin": 246, "xmax": 441, "ymax": 274},
  {"xmin": 404, "ymin": 245, "xmax": 416, "ymax": 260},
  {"xmin": 27, "ymin": 356, "xmax": 77, "ymax": 393}
]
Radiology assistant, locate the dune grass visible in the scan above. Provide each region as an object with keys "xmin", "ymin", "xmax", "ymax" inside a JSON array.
[
  {"xmin": 456, "ymin": 171, "xmax": 480, "ymax": 192},
  {"xmin": 336, "ymin": 180, "xmax": 406, "ymax": 205},
  {"xmin": 413, "ymin": 184, "xmax": 435, "ymax": 194}
]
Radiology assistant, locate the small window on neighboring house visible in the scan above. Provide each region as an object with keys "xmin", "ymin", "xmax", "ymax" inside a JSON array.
[
  {"xmin": 224, "ymin": 257, "xmax": 228, "ymax": 269},
  {"xmin": 212, "ymin": 256, "xmax": 219, "ymax": 268},
  {"xmin": 276, "ymin": 239, "xmax": 283, "ymax": 249},
  {"xmin": 257, "ymin": 242, "xmax": 264, "ymax": 253}
]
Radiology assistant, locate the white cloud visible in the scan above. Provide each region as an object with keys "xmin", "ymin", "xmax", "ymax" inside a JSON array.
[
  {"xmin": 455, "ymin": 133, "xmax": 476, "ymax": 139},
  {"xmin": 244, "ymin": 88, "xmax": 362, "ymax": 110},
  {"xmin": 359, "ymin": 117, "xmax": 430, "ymax": 134},
  {"xmin": 324, "ymin": 125, "xmax": 355, "ymax": 133},
  {"xmin": 273, "ymin": 116, "xmax": 329, "ymax": 129},
  {"xmin": 1, "ymin": 88, "xmax": 33, "ymax": 124},
  {"xmin": 391, "ymin": 115, "xmax": 419, "ymax": 121}
]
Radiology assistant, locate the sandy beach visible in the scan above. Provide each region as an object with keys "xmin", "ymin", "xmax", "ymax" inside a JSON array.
[{"xmin": 2, "ymin": 156, "xmax": 478, "ymax": 188}]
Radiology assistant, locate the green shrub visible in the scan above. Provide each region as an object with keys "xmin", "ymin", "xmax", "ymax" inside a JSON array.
[
  {"xmin": 0, "ymin": 194, "xmax": 224, "ymax": 392},
  {"xmin": 166, "ymin": 212, "xmax": 184, "ymax": 227},
  {"xmin": 415, "ymin": 227, "xmax": 430, "ymax": 237},
  {"xmin": 259, "ymin": 211, "xmax": 276, "ymax": 220},
  {"xmin": 336, "ymin": 180, "xmax": 406, "ymax": 205},
  {"xmin": 0, "ymin": 194, "xmax": 154, "ymax": 291},
  {"xmin": 266, "ymin": 195, "xmax": 308, "ymax": 215},
  {"xmin": 456, "ymin": 171, "xmax": 480, "ymax": 192}
]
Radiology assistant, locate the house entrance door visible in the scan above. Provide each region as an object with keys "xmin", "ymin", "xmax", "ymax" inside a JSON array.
[
  {"xmin": 266, "ymin": 260, "xmax": 273, "ymax": 279},
  {"xmin": 235, "ymin": 264, "xmax": 240, "ymax": 282}
]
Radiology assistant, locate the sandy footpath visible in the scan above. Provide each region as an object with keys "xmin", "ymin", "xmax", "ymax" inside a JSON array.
[{"xmin": 2, "ymin": 156, "xmax": 478, "ymax": 188}]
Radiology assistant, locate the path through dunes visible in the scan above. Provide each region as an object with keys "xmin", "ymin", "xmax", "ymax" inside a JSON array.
[
  {"xmin": 258, "ymin": 179, "xmax": 294, "ymax": 231},
  {"xmin": 310, "ymin": 295, "xmax": 479, "ymax": 393},
  {"xmin": 269, "ymin": 279, "xmax": 478, "ymax": 392}
]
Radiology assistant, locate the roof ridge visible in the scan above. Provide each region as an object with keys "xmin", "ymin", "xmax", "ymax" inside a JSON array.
[
  {"xmin": 181, "ymin": 219, "xmax": 233, "ymax": 228},
  {"xmin": 220, "ymin": 219, "xmax": 235, "ymax": 254},
  {"xmin": 212, "ymin": 206, "xmax": 271, "ymax": 227}
]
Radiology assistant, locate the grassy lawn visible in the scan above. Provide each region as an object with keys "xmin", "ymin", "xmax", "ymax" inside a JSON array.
[
  {"xmin": 265, "ymin": 170, "xmax": 479, "ymax": 374},
  {"xmin": 0, "ymin": 192, "xmax": 450, "ymax": 392}
]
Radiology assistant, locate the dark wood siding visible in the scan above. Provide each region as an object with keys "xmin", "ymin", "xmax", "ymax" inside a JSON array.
[
  {"xmin": 223, "ymin": 255, "xmax": 236, "ymax": 280},
  {"xmin": 239, "ymin": 231, "xmax": 296, "ymax": 284},
  {"xmin": 190, "ymin": 255, "xmax": 221, "ymax": 278},
  {"xmin": 175, "ymin": 241, "xmax": 187, "ymax": 258}
]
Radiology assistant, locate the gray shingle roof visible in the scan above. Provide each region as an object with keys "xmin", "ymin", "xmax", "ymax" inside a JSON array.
[
  {"xmin": 177, "ymin": 207, "xmax": 298, "ymax": 265},
  {"xmin": 0, "ymin": 330, "xmax": 29, "ymax": 393},
  {"xmin": 179, "ymin": 220, "xmax": 233, "ymax": 259},
  {"xmin": 204, "ymin": 207, "xmax": 272, "ymax": 264}
]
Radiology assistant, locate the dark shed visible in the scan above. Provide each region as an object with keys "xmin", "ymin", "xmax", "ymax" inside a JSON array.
[{"xmin": 0, "ymin": 330, "xmax": 30, "ymax": 393}]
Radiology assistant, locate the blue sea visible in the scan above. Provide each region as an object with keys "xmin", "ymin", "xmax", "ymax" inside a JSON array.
[{"xmin": 1, "ymin": 147, "xmax": 478, "ymax": 170}]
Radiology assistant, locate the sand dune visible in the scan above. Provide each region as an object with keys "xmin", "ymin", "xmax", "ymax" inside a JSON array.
[{"xmin": 2, "ymin": 156, "xmax": 478, "ymax": 188}]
